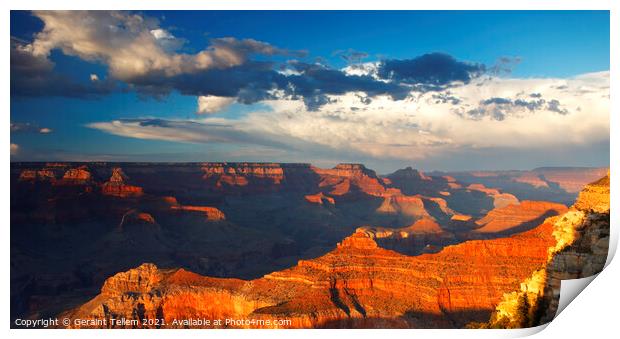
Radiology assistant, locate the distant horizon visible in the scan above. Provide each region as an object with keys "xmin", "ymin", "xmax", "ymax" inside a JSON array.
[{"xmin": 9, "ymin": 160, "xmax": 610, "ymax": 176}]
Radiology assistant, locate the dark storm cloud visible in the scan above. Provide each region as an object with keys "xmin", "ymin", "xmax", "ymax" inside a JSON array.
[
  {"xmin": 126, "ymin": 61, "xmax": 411, "ymax": 109},
  {"xmin": 286, "ymin": 62, "xmax": 410, "ymax": 100},
  {"xmin": 377, "ymin": 53, "xmax": 486, "ymax": 86},
  {"xmin": 128, "ymin": 61, "xmax": 287, "ymax": 101},
  {"xmin": 10, "ymin": 39, "xmax": 117, "ymax": 98},
  {"xmin": 11, "ymin": 9, "xmax": 493, "ymax": 110}
]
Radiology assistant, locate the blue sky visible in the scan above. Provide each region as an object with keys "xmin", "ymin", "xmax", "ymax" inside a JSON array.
[{"xmin": 10, "ymin": 11, "xmax": 610, "ymax": 172}]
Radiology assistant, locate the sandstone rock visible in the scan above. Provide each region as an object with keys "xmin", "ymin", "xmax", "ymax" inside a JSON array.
[
  {"xmin": 314, "ymin": 163, "xmax": 387, "ymax": 197},
  {"xmin": 101, "ymin": 263, "xmax": 163, "ymax": 295},
  {"xmin": 451, "ymin": 214, "xmax": 472, "ymax": 222},
  {"xmin": 573, "ymin": 173, "xmax": 609, "ymax": 213},
  {"xmin": 19, "ymin": 169, "xmax": 56, "ymax": 182},
  {"xmin": 134, "ymin": 212, "xmax": 156, "ymax": 224},
  {"xmin": 63, "ymin": 220, "xmax": 557, "ymax": 328},
  {"xmin": 473, "ymin": 201, "xmax": 567, "ymax": 234},
  {"xmin": 201, "ymin": 163, "xmax": 286, "ymax": 189},
  {"xmin": 172, "ymin": 205, "xmax": 226, "ymax": 221},
  {"xmin": 467, "ymin": 184, "xmax": 519, "ymax": 208},
  {"xmin": 483, "ymin": 174, "xmax": 610, "ymax": 328},
  {"xmin": 101, "ymin": 168, "xmax": 144, "ymax": 198},
  {"xmin": 304, "ymin": 192, "xmax": 335, "ymax": 205},
  {"xmin": 60, "ymin": 166, "xmax": 92, "ymax": 185},
  {"xmin": 512, "ymin": 173, "xmax": 549, "ymax": 188},
  {"xmin": 376, "ymin": 195, "xmax": 430, "ymax": 219},
  {"xmin": 162, "ymin": 196, "xmax": 180, "ymax": 206}
]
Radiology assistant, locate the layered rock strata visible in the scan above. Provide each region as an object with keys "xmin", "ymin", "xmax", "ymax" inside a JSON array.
[
  {"xmin": 481, "ymin": 174, "xmax": 610, "ymax": 328},
  {"xmin": 63, "ymin": 218, "xmax": 558, "ymax": 328}
]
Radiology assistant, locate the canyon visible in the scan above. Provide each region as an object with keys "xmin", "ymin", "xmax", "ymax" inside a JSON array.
[{"xmin": 10, "ymin": 162, "xmax": 609, "ymax": 328}]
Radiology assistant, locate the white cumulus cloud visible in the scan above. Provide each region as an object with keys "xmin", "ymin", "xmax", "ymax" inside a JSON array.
[{"xmin": 197, "ymin": 96, "xmax": 235, "ymax": 114}]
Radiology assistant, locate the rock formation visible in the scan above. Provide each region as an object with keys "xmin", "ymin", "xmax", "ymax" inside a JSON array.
[
  {"xmin": 473, "ymin": 201, "xmax": 567, "ymax": 234},
  {"xmin": 62, "ymin": 214, "xmax": 559, "ymax": 328},
  {"xmin": 171, "ymin": 205, "xmax": 226, "ymax": 221},
  {"xmin": 202, "ymin": 162, "xmax": 286, "ymax": 188},
  {"xmin": 532, "ymin": 167, "xmax": 609, "ymax": 193},
  {"xmin": 18, "ymin": 169, "xmax": 57, "ymax": 182},
  {"xmin": 304, "ymin": 192, "xmax": 336, "ymax": 205},
  {"xmin": 466, "ymin": 184, "xmax": 520, "ymax": 208},
  {"xmin": 441, "ymin": 167, "xmax": 609, "ymax": 205},
  {"xmin": 101, "ymin": 168, "xmax": 144, "ymax": 198},
  {"xmin": 10, "ymin": 162, "xmax": 609, "ymax": 328},
  {"xmin": 478, "ymin": 173, "xmax": 610, "ymax": 328},
  {"xmin": 314, "ymin": 163, "xmax": 388, "ymax": 197},
  {"xmin": 59, "ymin": 166, "xmax": 92, "ymax": 185},
  {"xmin": 375, "ymin": 195, "xmax": 430, "ymax": 219}
]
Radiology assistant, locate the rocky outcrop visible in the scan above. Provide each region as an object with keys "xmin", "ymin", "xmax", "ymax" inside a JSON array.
[
  {"xmin": 200, "ymin": 163, "xmax": 289, "ymax": 191},
  {"xmin": 101, "ymin": 168, "xmax": 144, "ymax": 198},
  {"xmin": 171, "ymin": 205, "xmax": 226, "ymax": 221},
  {"xmin": 479, "ymin": 174, "xmax": 610, "ymax": 328},
  {"xmin": 59, "ymin": 166, "xmax": 92, "ymax": 185},
  {"xmin": 466, "ymin": 184, "xmax": 519, "ymax": 209},
  {"xmin": 18, "ymin": 169, "xmax": 56, "ymax": 182},
  {"xmin": 473, "ymin": 201, "xmax": 567, "ymax": 234},
  {"xmin": 314, "ymin": 163, "xmax": 388, "ymax": 197},
  {"xmin": 305, "ymin": 192, "xmax": 335, "ymax": 205},
  {"xmin": 202, "ymin": 163, "xmax": 285, "ymax": 182},
  {"xmin": 63, "ymin": 217, "xmax": 558, "ymax": 328},
  {"xmin": 132, "ymin": 212, "xmax": 156, "ymax": 225},
  {"xmin": 385, "ymin": 166, "xmax": 441, "ymax": 196},
  {"xmin": 357, "ymin": 218, "xmax": 455, "ymax": 255},
  {"xmin": 512, "ymin": 172, "xmax": 549, "ymax": 188},
  {"xmin": 376, "ymin": 195, "xmax": 430, "ymax": 219},
  {"xmin": 100, "ymin": 263, "xmax": 162, "ymax": 295},
  {"xmin": 573, "ymin": 173, "xmax": 609, "ymax": 213}
]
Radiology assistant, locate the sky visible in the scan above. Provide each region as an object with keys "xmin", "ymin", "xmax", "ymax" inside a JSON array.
[{"xmin": 10, "ymin": 10, "xmax": 610, "ymax": 173}]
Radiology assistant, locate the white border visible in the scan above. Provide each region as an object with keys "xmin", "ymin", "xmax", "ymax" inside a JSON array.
[{"xmin": 3, "ymin": 1, "xmax": 616, "ymax": 339}]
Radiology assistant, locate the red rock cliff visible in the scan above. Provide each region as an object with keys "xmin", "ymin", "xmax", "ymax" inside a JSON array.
[{"xmin": 63, "ymin": 217, "xmax": 557, "ymax": 328}]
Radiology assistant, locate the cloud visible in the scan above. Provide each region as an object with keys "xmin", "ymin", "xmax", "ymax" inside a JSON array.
[
  {"xmin": 88, "ymin": 71, "xmax": 609, "ymax": 167},
  {"xmin": 462, "ymin": 95, "xmax": 570, "ymax": 121},
  {"xmin": 87, "ymin": 118, "xmax": 295, "ymax": 150},
  {"xmin": 377, "ymin": 53, "xmax": 485, "ymax": 86},
  {"xmin": 333, "ymin": 48, "xmax": 369, "ymax": 64},
  {"xmin": 11, "ymin": 37, "xmax": 117, "ymax": 98},
  {"xmin": 197, "ymin": 96, "xmax": 236, "ymax": 114},
  {"xmin": 13, "ymin": 11, "xmax": 493, "ymax": 110},
  {"xmin": 10, "ymin": 143, "xmax": 19, "ymax": 155},
  {"xmin": 24, "ymin": 11, "xmax": 301, "ymax": 81},
  {"xmin": 488, "ymin": 56, "xmax": 522, "ymax": 76},
  {"xmin": 11, "ymin": 122, "xmax": 53, "ymax": 134}
]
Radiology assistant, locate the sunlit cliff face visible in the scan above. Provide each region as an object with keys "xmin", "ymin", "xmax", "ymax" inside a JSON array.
[{"xmin": 487, "ymin": 173, "xmax": 610, "ymax": 328}]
